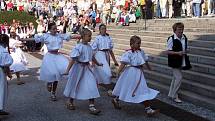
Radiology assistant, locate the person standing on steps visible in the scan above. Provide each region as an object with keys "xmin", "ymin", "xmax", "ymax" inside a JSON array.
[{"xmin": 166, "ymin": 22, "xmax": 192, "ymax": 103}]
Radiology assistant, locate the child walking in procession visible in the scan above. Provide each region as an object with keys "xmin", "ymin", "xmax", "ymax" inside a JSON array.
[
  {"xmin": 9, "ymin": 26, "xmax": 28, "ymax": 85},
  {"xmin": 0, "ymin": 34, "xmax": 13, "ymax": 115},
  {"xmin": 64, "ymin": 28, "xmax": 102, "ymax": 115},
  {"xmin": 111, "ymin": 35, "xmax": 160, "ymax": 116},
  {"xmin": 91, "ymin": 24, "xmax": 118, "ymax": 96},
  {"xmin": 34, "ymin": 23, "xmax": 81, "ymax": 101}
]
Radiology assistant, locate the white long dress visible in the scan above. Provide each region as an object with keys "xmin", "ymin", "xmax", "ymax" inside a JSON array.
[
  {"xmin": 0, "ymin": 46, "xmax": 13, "ymax": 110},
  {"xmin": 34, "ymin": 33, "xmax": 71, "ymax": 82},
  {"xmin": 9, "ymin": 37, "xmax": 28, "ymax": 72},
  {"xmin": 64, "ymin": 43, "xmax": 100, "ymax": 100},
  {"xmin": 91, "ymin": 35, "xmax": 113, "ymax": 84},
  {"xmin": 112, "ymin": 50, "xmax": 159, "ymax": 103}
]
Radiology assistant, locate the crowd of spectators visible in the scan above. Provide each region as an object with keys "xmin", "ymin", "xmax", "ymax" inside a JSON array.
[{"xmin": 0, "ymin": 0, "xmax": 215, "ymax": 36}]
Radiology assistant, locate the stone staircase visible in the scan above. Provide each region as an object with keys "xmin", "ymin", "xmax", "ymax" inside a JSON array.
[{"xmin": 62, "ymin": 18, "xmax": 215, "ymax": 111}]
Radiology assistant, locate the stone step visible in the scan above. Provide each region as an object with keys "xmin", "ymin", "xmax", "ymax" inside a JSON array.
[
  {"xmin": 147, "ymin": 79, "xmax": 215, "ymax": 111},
  {"xmin": 106, "ymin": 29, "xmax": 215, "ymax": 41},
  {"xmin": 92, "ymin": 33, "xmax": 215, "ymax": 49},
  {"xmin": 136, "ymin": 18, "xmax": 215, "ymax": 27},
  {"xmin": 147, "ymin": 62, "xmax": 215, "ymax": 87},
  {"xmin": 144, "ymin": 69, "xmax": 215, "ymax": 99},
  {"xmin": 63, "ymin": 42, "xmax": 215, "ymax": 75},
  {"xmin": 61, "ymin": 45, "xmax": 215, "ymax": 98},
  {"xmin": 62, "ymin": 43, "xmax": 215, "ymax": 87},
  {"xmin": 112, "ymin": 46, "xmax": 215, "ymax": 66},
  {"xmin": 108, "ymin": 25, "xmax": 215, "ymax": 33},
  {"xmin": 60, "ymin": 47, "xmax": 215, "ymax": 110},
  {"xmin": 65, "ymin": 38, "xmax": 215, "ymax": 60},
  {"xmin": 148, "ymin": 55, "xmax": 215, "ymax": 76},
  {"xmin": 111, "ymin": 44, "xmax": 215, "ymax": 65},
  {"xmin": 109, "ymin": 38, "xmax": 215, "ymax": 57}
]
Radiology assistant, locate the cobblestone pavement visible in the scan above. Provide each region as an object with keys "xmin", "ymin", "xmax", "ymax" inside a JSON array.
[{"xmin": 0, "ymin": 53, "xmax": 175, "ymax": 121}]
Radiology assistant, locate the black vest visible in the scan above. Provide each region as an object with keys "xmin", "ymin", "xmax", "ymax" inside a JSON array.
[{"xmin": 168, "ymin": 34, "xmax": 187, "ymax": 68}]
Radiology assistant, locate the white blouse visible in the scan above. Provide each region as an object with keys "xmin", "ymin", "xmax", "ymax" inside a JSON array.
[
  {"xmin": 34, "ymin": 33, "xmax": 71, "ymax": 51},
  {"xmin": 91, "ymin": 35, "xmax": 113, "ymax": 51},
  {"xmin": 70, "ymin": 43, "xmax": 93, "ymax": 62},
  {"xmin": 120, "ymin": 49, "xmax": 149, "ymax": 66},
  {"xmin": 0, "ymin": 46, "xmax": 13, "ymax": 67}
]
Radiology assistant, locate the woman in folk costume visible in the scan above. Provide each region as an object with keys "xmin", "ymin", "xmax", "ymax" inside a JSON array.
[
  {"xmin": 34, "ymin": 22, "xmax": 81, "ymax": 101},
  {"xmin": 111, "ymin": 35, "xmax": 160, "ymax": 116},
  {"xmin": 91, "ymin": 24, "xmax": 118, "ymax": 96},
  {"xmin": 9, "ymin": 26, "xmax": 28, "ymax": 85},
  {"xmin": 64, "ymin": 28, "xmax": 102, "ymax": 115},
  {"xmin": 0, "ymin": 34, "xmax": 13, "ymax": 115}
]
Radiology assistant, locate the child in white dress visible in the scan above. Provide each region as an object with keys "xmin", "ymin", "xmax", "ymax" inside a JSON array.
[
  {"xmin": 91, "ymin": 24, "xmax": 118, "ymax": 95},
  {"xmin": 112, "ymin": 35, "xmax": 160, "ymax": 116},
  {"xmin": 0, "ymin": 34, "xmax": 13, "ymax": 115},
  {"xmin": 34, "ymin": 23, "xmax": 81, "ymax": 101},
  {"xmin": 64, "ymin": 28, "xmax": 102, "ymax": 115},
  {"xmin": 9, "ymin": 27, "xmax": 28, "ymax": 85}
]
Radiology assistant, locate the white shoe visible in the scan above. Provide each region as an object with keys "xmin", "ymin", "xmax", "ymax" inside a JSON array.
[
  {"xmin": 145, "ymin": 107, "xmax": 160, "ymax": 116},
  {"xmin": 107, "ymin": 89, "xmax": 113, "ymax": 97},
  {"xmin": 173, "ymin": 98, "xmax": 182, "ymax": 103}
]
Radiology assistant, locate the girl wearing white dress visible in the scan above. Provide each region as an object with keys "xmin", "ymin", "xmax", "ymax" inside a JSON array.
[
  {"xmin": 9, "ymin": 26, "xmax": 28, "ymax": 85},
  {"xmin": 112, "ymin": 35, "xmax": 160, "ymax": 116},
  {"xmin": 0, "ymin": 34, "xmax": 13, "ymax": 115},
  {"xmin": 91, "ymin": 24, "xmax": 118, "ymax": 95},
  {"xmin": 64, "ymin": 28, "xmax": 102, "ymax": 115},
  {"xmin": 34, "ymin": 23, "xmax": 81, "ymax": 101}
]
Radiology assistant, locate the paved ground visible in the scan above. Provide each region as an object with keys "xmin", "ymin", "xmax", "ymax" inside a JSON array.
[
  {"xmin": 0, "ymin": 52, "xmax": 214, "ymax": 121},
  {"xmin": 0, "ymin": 53, "xmax": 176, "ymax": 121}
]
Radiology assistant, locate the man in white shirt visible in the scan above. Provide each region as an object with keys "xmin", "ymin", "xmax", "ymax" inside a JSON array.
[{"xmin": 166, "ymin": 22, "xmax": 189, "ymax": 103}]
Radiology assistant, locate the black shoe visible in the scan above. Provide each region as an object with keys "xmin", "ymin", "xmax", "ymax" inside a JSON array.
[{"xmin": 0, "ymin": 110, "xmax": 9, "ymax": 115}]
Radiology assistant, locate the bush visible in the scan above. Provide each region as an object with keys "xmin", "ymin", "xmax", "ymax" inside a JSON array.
[{"xmin": 0, "ymin": 11, "xmax": 37, "ymax": 26}]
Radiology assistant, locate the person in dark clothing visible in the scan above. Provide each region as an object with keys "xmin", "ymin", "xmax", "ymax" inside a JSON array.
[
  {"xmin": 173, "ymin": 0, "xmax": 183, "ymax": 17},
  {"xmin": 166, "ymin": 22, "xmax": 191, "ymax": 103},
  {"xmin": 73, "ymin": 1, "xmax": 78, "ymax": 15},
  {"xmin": 90, "ymin": 0, "xmax": 97, "ymax": 11},
  {"xmin": 142, "ymin": 0, "xmax": 153, "ymax": 19}
]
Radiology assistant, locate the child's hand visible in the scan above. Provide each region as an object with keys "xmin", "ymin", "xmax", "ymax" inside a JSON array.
[
  {"xmin": 132, "ymin": 93, "xmax": 135, "ymax": 97},
  {"xmin": 98, "ymin": 63, "xmax": 103, "ymax": 66},
  {"xmin": 114, "ymin": 62, "xmax": 119, "ymax": 66},
  {"xmin": 7, "ymin": 73, "xmax": 12, "ymax": 80},
  {"xmin": 91, "ymin": 61, "xmax": 96, "ymax": 67},
  {"xmin": 63, "ymin": 72, "xmax": 69, "ymax": 75},
  {"xmin": 178, "ymin": 51, "xmax": 184, "ymax": 56},
  {"xmin": 116, "ymin": 72, "xmax": 121, "ymax": 78},
  {"xmin": 73, "ymin": 35, "xmax": 81, "ymax": 40}
]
